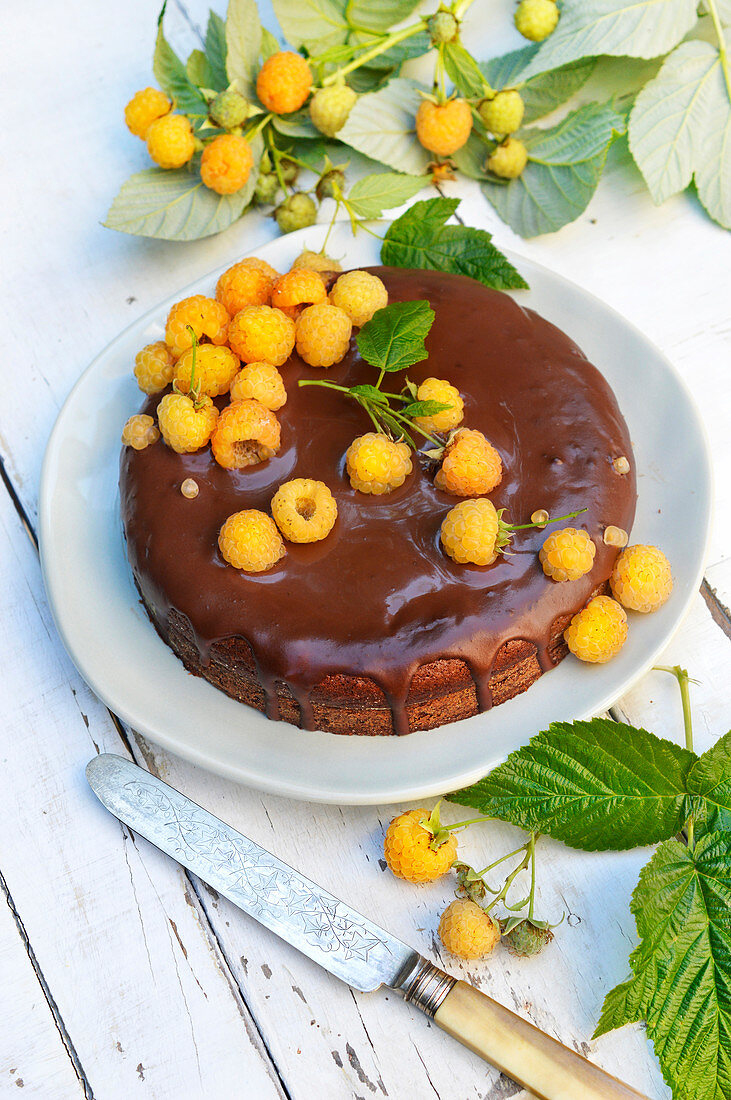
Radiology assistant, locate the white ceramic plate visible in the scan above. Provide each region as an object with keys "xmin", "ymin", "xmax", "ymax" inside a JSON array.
[{"xmin": 40, "ymin": 222, "xmax": 712, "ymax": 805}]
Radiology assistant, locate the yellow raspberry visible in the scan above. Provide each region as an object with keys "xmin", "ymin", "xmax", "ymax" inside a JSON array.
[
  {"xmin": 165, "ymin": 295, "xmax": 229, "ymax": 357},
  {"xmin": 610, "ymin": 545, "xmax": 673, "ymax": 613},
  {"xmin": 271, "ymin": 478, "xmax": 338, "ymax": 543},
  {"xmin": 515, "ymin": 0, "xmax": 559, "ymax": 41},
  {"xmin": 290, "ymin": 250, "xmax": 343, "ymax": 276},
  {"xmin": 415, "ymin": 98, "xmax": 473, "ymax": 157},
  {"xmin": 565, "ymin": 595, "xmax": 628, "ymax": 663},
  {"xmin": 383, "ymin": 809, "xmax": 458, "ymax": 884},
  {"xmin": 346, "ymin": 433, "xmax": 412, "ymax": 495},
  {"xmin": 216, "ymin": 259, "xmax": 276, "ymax": 316},
  {"xmin": 124, "ymin": 87, "xmax": 171, "ymax": 138},
  {"xmin": 441, "ymin": 498, "xmax": 502, "ymax": 565},
  {"xmin": 230, "ymin": 362, "xmax": 287, "ymax": 410},
  {"xmin": 200, "ymin": 134, "xmax": 254, "ymax": 195},
  {"xmin": 271, "ymin": 269, "xmax": 327, "ymax": 315},
  {"xmin": 413, "ymin": 378, "xmax": 464, "ymax": 435},
  {"xmin": 309, "ymin": 84, "xmax": 358, "ymax": 137},
  {"xmin": 435, "ymin": 429, "xmax": 502, "ymax": 497},
  {"xmin": 295, "ymin": 303, "xmax": 352, "ymax": 367},
  {"xmin": 328, "ymin": 271, "xmax": 388, "ymax": 328},
  {"xmin": 438, "ymin": 899, "xmax": 501, "ymax": 959},
  {"xmin": 211, "ymin": 400, "xmax": 281, "ymax": 469},
  {"xmin": 487, "ymin": 137, "xmax": 529, "ymax": 179},
  {"xmin": 121, "ymin": 413, "xmax": 160, "ymax": 450},
  {"xmin": 134, "ymin": 341, "xmax": 175, "ymax": 394},
  {"xmin": 540, "ymin": 527, "xmax": 597, "ymax": 582},
  {"xmin": 228, "ymin": 305, "xmax": 295, "ymax": 366},
  {"xmin": 218, "ymin": 510, "xmax": 285, "ymax": 573},
  {"xmin": 146, "ymin": 114, "xmax": 196, "ymax": 169},
  {"xmin": 157, "ymin": 392, "xmax": 218, "ymax": 454},
  {"xmin": 173, "ymin": 344, "xmax": 240, "ymax": 398},
  {"xmin": 256, "ymin": 51, "xmax": 312, "ymax": 114},
  {"xmin": 478, "ymin": 90, "xmax": 525, "ymax": 135}
]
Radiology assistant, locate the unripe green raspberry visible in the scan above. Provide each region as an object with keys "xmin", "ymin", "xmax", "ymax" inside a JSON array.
[
  {"xmin": 514, "ymin": 0, "xmax": 559, "ymax": 42},
  {"xmin": 280, "ymin": 158, "xmax": 299, "ymax": 184},
  {"xmin": 479, "ymin": 90, "xmax": 525, "ymax": 135},
  {"xmin": 275, "ymin": 192, "xmax": 317, "ymax": 233},
  {"xmin": 210, "ymin": 89, "xmax": 250, "ymax": 129},
  {"xmin": 309, "ymin": 85, "xmax": 358, "ymax": 137},
  {"xmin": 316, "ymin": 168, "xmax": 346, "ymax": 201},
  {"xmin": 503, "ymin": 920, "xmax": 554, "ymax": 957},
  {"xmin": 254, "ymin": 172, "xmax": 280, "ymax": 204},
  {"xmin": 487, "ymin": 137, "xmax": 528, "ymax": 179},
  {"xmin": 428, "ymin": 11, "xmax": 459, "ymax": 44}
]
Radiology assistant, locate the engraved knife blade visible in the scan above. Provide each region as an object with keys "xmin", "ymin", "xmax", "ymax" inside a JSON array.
[{"xmin": 86, "ymin": 754, "xmax": 417, "ymax": 993}]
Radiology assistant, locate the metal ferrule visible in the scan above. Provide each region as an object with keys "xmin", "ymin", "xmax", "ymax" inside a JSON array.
[{"xmin": 394, "ymin": 955, "xmax": 456, "ymax": 1018}]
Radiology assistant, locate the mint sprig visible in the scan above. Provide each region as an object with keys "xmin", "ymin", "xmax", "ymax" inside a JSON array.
[{"xmin": 448, "ymin": 666, "xmax": 731, "ymax": 1098}]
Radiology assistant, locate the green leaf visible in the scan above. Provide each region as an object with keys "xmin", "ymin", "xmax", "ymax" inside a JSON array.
[
  {"xmin": 595, "ymin": 834, "xmax": 731, "ymax": 1100},
  {"xmin": 346, "ymin": 172, "xmax": 426, "ymax": 219},
  {"xmin": 401, "ymin": 399, "xmax": 452, "ymax": 418},
  {"xmin": 381, "ymin": 197, "xmax": 529, "ymax": 290},
  {"xmin": 345, "ymin": 0, "xmax": 421, "ymax": 34},
  {"xmin": 443, "ymin": 42, "xmax": 487, "ymax": 98},
  {"xmin": 153, "ymin": 17, "xmax": 209, "ymax": 117},
  {"xmin": 104, "ymin": 138, "xmax": 261, "ymax": 240},
  {"xmin": 517, "ymin": 0, "xmax": 699, "ymax": 81},
  {"xmin": 271, "ymin": 110, "xmax": 321, "ymax": 138},
  {"xmin": 186, "ymin": 49, "xmax": 213, "ymax": 88},
  {"xmin": 689, "ymin": 731, "xmax": 731, "ymax": 837},
  {"xmin": 451, "ymin": 131, "xmax": 491, "ymax": 180},
  {"xmin": 449, "ymin": 717, "xmax": 696, "ymax": 851},
  {"xmin": 226, "ymin": 0, "xmax": 262, "ymax": 99},
  {"xmin": 260, "ymin": 26, "xmax": 279, "ymax": 63},
  {"xmin": 352, "ymin": 31, "xmax": 431, "ymax": 71},
  {"xmin": 628, "ymin": 41, "xmax": 721, "ymax": 204},
  {"xmin": 338, "ymin": 78, "xmax": 431, "ymax": 176},
  {"xmin": 205, "ymin": 11, "xmax": 229, "ymax": 91},
  {"xmin": 482, "ymin": 47, "xmax": 596, "ymax": 123},
  {"xmin": 695, "ymin": 38, "xmax": 731, "ymax": 230},
  {"xmin": 356, "ymin": 301, "xmax": 435, "ymax": 374},
  {"xmin": 349, "ymin": 383, "xmax": 389, "ymax": 404},
  {"xmin": 481, "ymin": 102, "xmax": 625, "ymax": 237},
  {"xmin": 271, "ymin": 0, "xmax": 347, "ymax": 52}
]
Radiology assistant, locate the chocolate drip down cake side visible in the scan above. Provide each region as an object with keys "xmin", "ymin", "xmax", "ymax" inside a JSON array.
[{"xmin": 120, "ymin": 265, "xmax": 636, "ymax": 736}]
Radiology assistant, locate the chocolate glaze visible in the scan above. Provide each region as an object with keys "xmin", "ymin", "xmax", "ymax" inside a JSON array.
[{"xmin": 120, "ymin": 268, "xmax": 636, "ymax": 734}]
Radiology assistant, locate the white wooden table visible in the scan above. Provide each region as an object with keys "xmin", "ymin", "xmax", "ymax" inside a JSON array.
[{"xmin": 2, "ymin": 1, "xmax": 730, "ymax": 1097}]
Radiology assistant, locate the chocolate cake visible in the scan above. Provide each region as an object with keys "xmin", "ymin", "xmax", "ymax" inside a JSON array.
[{"xmin": 120, "ymin": 266, "xmax": 636, "ymax": 735}]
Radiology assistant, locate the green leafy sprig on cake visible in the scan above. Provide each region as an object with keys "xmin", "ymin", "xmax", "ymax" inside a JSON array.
[
  {"xmin": 449, "ymin": 666, "xmax": 731, "ymax": 1100},
  {"xmin": 106, "ymin": 0, "xmax": 731, "ymax": 243}
]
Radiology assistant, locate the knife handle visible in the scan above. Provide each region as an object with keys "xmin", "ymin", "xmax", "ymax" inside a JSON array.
[{"xmin": 398, "ymin": 961, "xmax": 647, "ymax": 1100}]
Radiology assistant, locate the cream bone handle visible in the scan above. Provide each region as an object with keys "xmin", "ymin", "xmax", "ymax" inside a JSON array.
[{"xmin": 397, "ymin": 961, "xmax": 648, "ymax": 1100}]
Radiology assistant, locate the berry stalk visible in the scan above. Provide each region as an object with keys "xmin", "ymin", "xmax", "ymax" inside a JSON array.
[
  {"xmin": 653, "ymin": 665, "xmax": 697, "ymax": 849},
  {"xmin": 321, "ymin": 22, "xmax": 425, "ymax": 86}
]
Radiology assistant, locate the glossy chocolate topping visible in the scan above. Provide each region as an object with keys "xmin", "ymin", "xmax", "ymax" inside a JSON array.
[{"xmin": 120, "ymin": 267, "xmax": 636, "ymax": 733}]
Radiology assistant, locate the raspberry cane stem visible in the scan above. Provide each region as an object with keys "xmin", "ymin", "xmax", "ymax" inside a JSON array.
[{"xmin": 653, "ymin": 665, "xmax": 697, "ymax": 848}]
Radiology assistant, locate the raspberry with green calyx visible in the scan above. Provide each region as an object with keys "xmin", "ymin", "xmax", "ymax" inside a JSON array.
[
  {"xmin": 271, "ymin": 478, "xmax": 338, "ymax": 543},
  {"xmin": 416, "ymin": 98, "xmax": 473, "ymax": 157},
  {"xmin": 428, "ymin": 11, "xmax": 459, "ymax": 45},
  {"xmin": 540, "ymin": 527, "xmax": 597, "ymax": 582},
  {"xmin": 309, "ymin": 84, "xmax": 358, "ymax": 137},
  {"xmin": 479, "ymin": 90, "xmax": 525, "ymax": 135},
  {"xmin": 610, "ymin": 545, "xmax": 673, "ymax": 613},
  {"xmin": 487, "ymin": 137, "xmax": 528, "ymax": 179},
  {"xmin": 412, "ymin": 378, "xmax": 463, "ymax": 435},
  {"xmin": 275, "ymin": 192, "xmax": 317, "ymax": 234},
  {"xmin": 515, "ymin": 0, "xmax": 559, "ymax": 41},
  {"xmin": 565, "ymin": 595, "xmax": 628, "ymax": 663},
  {"xmin": 441, "ymin": 501, "xmax": 586, "ymax": 566},
  {"xmin": 157, "ymin": 393, "xmax": 218, "ymax": 453},
  {"xmin": 210, "ymin": 88, "xmax": 249, "ymax": 129},
  {"xmin": 316, "ymin": 167, "xmax": 346, "ymax": 201},
  {"xmin": 502, "ymin": 918, "xmax": 554, "ymax": 957},
  {"xmin": 346, "ymin": 432, "xmax": 412, "ymax": 494},
  {"xmin": 383, "ymin": 803, "xmax": 462, "ymax": 884},
  {"xmin": 218, "ymin": 510, "xmax": 286, "ymax": 573},
  {"xmin": 173, "ymin": 344, "xmax": 240, "ymax": 398},
  {"xmin": 439, "ymin": 899, "xmax": 501, "ymax": 959}
]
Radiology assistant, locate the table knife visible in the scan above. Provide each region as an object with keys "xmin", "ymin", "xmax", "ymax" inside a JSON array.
[{"xmin": 87, "ymin": 754, "xmax": 646, "ymax": 1100}]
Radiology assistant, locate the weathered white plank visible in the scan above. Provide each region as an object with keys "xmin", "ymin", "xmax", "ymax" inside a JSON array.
[
  {"xmin": 0, "ymin": 489, "xmax": 285, "ymax": 1099},
  {"xmin": 0, "ymin": 897, "xmax": 86, "ymax": 1099}
]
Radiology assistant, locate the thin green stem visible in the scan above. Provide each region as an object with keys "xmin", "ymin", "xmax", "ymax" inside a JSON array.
[
  {"xmin": 321, "ymin": 199, "xmax": 341, "ymax": 253},
  {"xmin": 474, "ymin": 842, "xmax": 529, "ymax": 878},
  {"xmin": 706, "ymin": 0, "xmax": 731, "ymax": 101},
  {"xmin": 453, "ymin": 0, "xmax": 479, "ymax": 18},
  {"xmin": 322, "ymin": 22, "xmax": 423, "ymax": 85},
  {"xmin": 485, "ymin": 849, "xmax": 531, "ymax": 915},
  {"xmin": 654, "ymin": 665, "xmax": 696, "ymax": 848},
  {"xmin": 442, "ymin": 816, "xmax": 490, "ymax": 833},
  {"xmin": 244, "ymin": 112, "xmax": 272, "ymax": 142},
  {"xmin": 528, "ymin": 833, "xmax": 537, "ymax": 920},
  {"xmin": 509, "ymin": 507, "xmax": 588, "ymax": 531}
]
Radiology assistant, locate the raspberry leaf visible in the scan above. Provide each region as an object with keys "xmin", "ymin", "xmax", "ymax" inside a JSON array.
[
  {"xmin": 271, "ymin": 0, "xmax": 349, "ymax": 53},
  {"xmin": 205, "ymin": 11, "xmax": 229, "ymax": 92},
  {"xmin": 356, "ymin": 300, "xmax": 435, "ymax": 374},
  {"xmin": 442, "ymin": 42, "xmax": 486, "ymax": 98},
  {"xmin": 381, "ymin": 197, "xmax": 529, "ymax": 290},
  {"xmin": 153, "ymin": 13, "xmax": 209, "ymax": 119},
  {"xmin": 345, "ymin": 172, "xmax": 427, "ymax": 219},
  {"xmin": 338, "ymin": 79, "xmax": 432, "ymax": 176},
  {"xmin": 400, "ymin": 400, "xmax": 452, "ymax": 418},
  {"xmin": 448, "ymin": 717, "xmax": 697, "ymax": 851},
  {"xmin": 481, "ymin": 102, "xmax": 625, "ymax": 237},
  {"xmin": 694, "ymin": 35, "xmax": 731, "ymax": 230},
  {"xmin": 594, "ymin": 834, "xmax": 731, "ymax": 1100},
  {"xmin": 688, "ymin": 730, "xmax": 731, "ymax": 839},
  {"xmin": 517, "ymin": 0, "xmax": 699, "ymax": 81},
  {"xmin": 480, "ymin": 47, "xmax": 595, "ymax": 123},
  {"xmin": 225, "ymin": 0, "xmax": 263, "ymax": 100}
]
